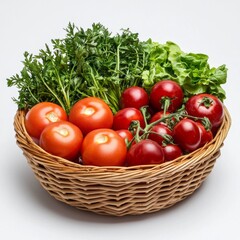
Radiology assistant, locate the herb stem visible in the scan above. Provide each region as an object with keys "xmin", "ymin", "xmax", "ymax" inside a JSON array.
[
  {"xmin": 53, "ymin": 64, "xmax": 71, "ymax": 112},
  {"xmin": 38, "ymin": 74, "xmax": 66, "ymax": 111},
  {"xmin": 116, "ymin": 44, "xmax": 121, "ymax": 78}
]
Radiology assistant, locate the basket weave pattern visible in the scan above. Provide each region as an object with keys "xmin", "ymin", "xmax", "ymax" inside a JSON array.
[{"xmin": 14, "ymin": 107, "xmax": 231, "ymax": 216}]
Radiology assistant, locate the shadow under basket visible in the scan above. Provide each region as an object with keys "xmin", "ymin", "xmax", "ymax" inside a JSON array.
[{"xmin": 14, "ymin": 107, "xmax": 231, "ymax": 216}]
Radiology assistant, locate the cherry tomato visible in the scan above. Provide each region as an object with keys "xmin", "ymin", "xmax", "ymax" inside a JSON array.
[
  {"xmin": 126, "ymin": 139, "xmax": 165, "ymax": 166},
  {"xmin": 81, "ymin": 129, "xmax": 127, "ymax": 166},
  {"xmin": 185, "ymin": 93, "xmax": 224, "ymax": 129},
  {"xmin": 162, "ymin": 144, "xmax": 183, "ymax": 162},
  {"xmin": 195, "ymin": 122, "xmax": 213, "ymax": 147},
  {"xmin": 69, "ymin": 97, "xmax": 113, "ymax": 135},
  {"xmin": 112, "ymin": 107, "xmax": 145, "ymax": 130},
  {"xmin": 120, "ymin": 86, "xmax": 149, "ymax": 109},
  {"xmin": 25, "ymin": 102, "xmax": 68, "ymax": 139},
  {"xmin": 148, "ymin": 124, "xmax": 173, "ymax": 146},
  {"xmin": 173, "ymin": 118, "xmax": 201, "ymax": 153},
  {"xmin": 149, "ymin": 80, "xmax": 184, "ymax": 112},
  {"xmin": 149, "ymin": 111, "xmax": 170, "ymax": 125},
  {"xmin": 39, "ymin": 121, "xmax": 83, "ymax": 161},
  {"xmin": 116, "ymin": 129, "xmax": 134, "ymax": 143}
]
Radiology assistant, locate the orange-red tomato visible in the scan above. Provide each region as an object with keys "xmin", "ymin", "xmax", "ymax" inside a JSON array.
[
  {"xmin": 69, "ymin": 97, "xmax": 113, "ymax": 135},
  {"xmin": 81, "ymin": 129, "xmax": 127, "ymax": 166},
  {"xmin": 25, "ymin": 102, "xmax": 68, "ymax": 139},
  {"xmin": 39, "ymin": 121, "xmax": 83, "ymax": 161}
]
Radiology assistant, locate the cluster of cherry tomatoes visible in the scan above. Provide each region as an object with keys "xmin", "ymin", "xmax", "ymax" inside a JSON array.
[{"xmin": 24, "ymin": 80, "xmax": 224, "ymax": 167}]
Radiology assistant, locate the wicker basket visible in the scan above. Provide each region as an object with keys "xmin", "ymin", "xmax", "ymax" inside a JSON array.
[{"xmin": 14, "ymin": 107, "xmax": 231, "ymax": 216}]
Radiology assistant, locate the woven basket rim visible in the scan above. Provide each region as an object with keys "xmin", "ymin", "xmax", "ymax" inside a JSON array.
[{"xmin": 14, "ymin": 106, "xmax": 231, "ymax": 176}]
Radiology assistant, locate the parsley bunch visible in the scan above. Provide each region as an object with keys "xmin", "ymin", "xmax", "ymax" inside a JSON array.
[{"xmin": 7, "ymin": 23, "xmax": 148, "ymax": 114}]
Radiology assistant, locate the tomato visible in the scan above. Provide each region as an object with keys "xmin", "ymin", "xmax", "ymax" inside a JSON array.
[
  {"xmin": 149, "ymin": 80, "xmax": 184, "ymax": 112},
  {"xmin": 25, "ymin": 102, "xmax": 68, "ymax": 139},
  {"xmin": 126, "ymin": 139, "xmax": 165, "ymax": 166},
  {"xmin": 120, "ymin": 86, "xmax": 149, "ymax": 109},
  {"xmin": 69, "ymin": 97, "xmax": 113, "ymax": 135},
  {"xmin": 195, "ymin": 122, "xmax": 213, "ymax": 147},
  {"xmin": 185, "ymin": 93, "xmax": 224, "ymax": 129},
  {"xmin": 112, "ymin": 107, "xmax": 145, "ymax": 130},
  {"xmin": 81, "ymin": 129, "xmax": 127, "ymax": 166},
  {"xmin": 116, "ymin": 129, "xmax": 134, "ymax": 143},
  {"xmin": 149, "ymin": 111, "xmax": 170, "ymax": 125},
  {"xmin": 162, "ymin": 144, "xmax": 183, "ymax": 162},
  {"xmin": 173, "ymin": 118, "xmax": 201, "ymax": 153},
  {"xmin": 148, "ymin": 124, "xmax": 173, "ymax": 146},
  {"xmin": 39, "ymin": 121, "xmax": 83, "ymax": 161}
]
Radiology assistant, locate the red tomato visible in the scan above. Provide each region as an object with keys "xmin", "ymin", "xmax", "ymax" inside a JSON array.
[
  {"xmin": 195, "ymin": 122, "xmax": 213, "ymax": 147},
  {"xmin": 126, "ymin": 139, "xmax": 165, "ymax": 166},
  {"xmin": 39, "ymin": 121, "xmax": 83, "ymax": 161},
  {"xmin": 120, "ymin": 86, "xmax": 149, "ymax": 109},
  {"xmin": 162, "ymin": 144, "xmax": 183, "ymax": 162},
  {"xmin": 81, "ymin": 129, "xmax": 127, "ymax": 166},
  {"xmin": 149, "ymin": 80, "xmax": 184, "ymax": 112},
  {"xmin": 25, "ymin": 102, "xmax": 68, "ymax": 139},
  {"xmin": 112, "ymin": 107, "xmax": 145, "ymax": 130},
  {"xmin": 69, "ymin": 97, "xmax": 113, "ymax": 135},
  {"xmin": 149, "ymin": 111, "xmax": 170, "ymax": 124},
  {"xmin": 185, "ymin": 93, "xmax": 224, "ymax": 129},
  {"xmin": 116, "ymin": 129, "xmax": 134, "ymax": 143},
  {"xmin": 148, "ymin": 124, "xmax": 173, "ymax": 146},
  {"xmin": 173, "ymin": 118, "xmax": 201, "ymax": 153}
]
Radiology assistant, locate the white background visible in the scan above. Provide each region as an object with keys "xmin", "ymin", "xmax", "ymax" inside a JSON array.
[{"xmin": 1, "ymin": 0, "xmax": 239, "ymax": 239}]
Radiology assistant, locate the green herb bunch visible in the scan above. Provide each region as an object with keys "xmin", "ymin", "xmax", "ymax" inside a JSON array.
[{"xmin": 7, "ymin": 23, "xmax": 227, "ymax": 114}]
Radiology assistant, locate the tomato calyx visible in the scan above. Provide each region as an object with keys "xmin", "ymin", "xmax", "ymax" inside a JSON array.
[
  {"xmin": 200, "ymin": 117, "xmax": 212, "ymax": 131},
  {"xmin": 199, "ymin": 97, "xmax": 213, "ymax": 109},
  {"xmin": 160, "ymin": 96, "xmax": 173, "ymax": 115}
]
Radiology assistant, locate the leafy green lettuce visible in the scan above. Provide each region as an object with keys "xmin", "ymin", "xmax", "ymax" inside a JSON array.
[{"xmin": 142, "ymin": 40, "xmax": 227, "ymax": 101}]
